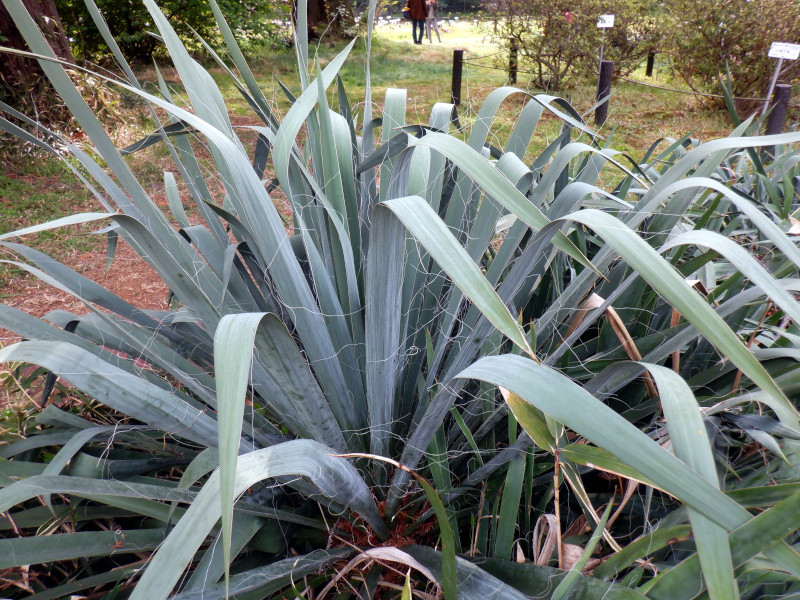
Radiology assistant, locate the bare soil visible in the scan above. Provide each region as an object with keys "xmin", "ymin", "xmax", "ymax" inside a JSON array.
[{"xmin": 0, "ymin": 240, "xmax": 169, "ymax": 347}]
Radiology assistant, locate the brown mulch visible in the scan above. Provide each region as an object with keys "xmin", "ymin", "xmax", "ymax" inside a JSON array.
[{"xmin": 1, "ymin": 239, "xmax": 169, "ymax": 348}]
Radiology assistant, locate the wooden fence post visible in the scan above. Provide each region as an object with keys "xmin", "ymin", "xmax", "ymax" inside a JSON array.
[
  {"xmin": 451, "ymin": 49, "xmax": 464, "ymax": 106},
  {"xmin": 595, "ymin": 60, "xmax": 613, "ymax": 126},
  {"xmin": 766, "ymin": 83, "xmax": 792, "ymax": 135},
  {"xmin": 763, "ymin": 83, "xmax": 793, "ymax": 159},
  {"xmin": 646, "ymin": 52, "xmax": 655, "ymax": 77}
]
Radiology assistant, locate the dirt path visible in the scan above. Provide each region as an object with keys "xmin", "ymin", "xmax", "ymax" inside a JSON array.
[{"xmin": 1, "ymin": 240, "xmax": 169, "ymax": 347}]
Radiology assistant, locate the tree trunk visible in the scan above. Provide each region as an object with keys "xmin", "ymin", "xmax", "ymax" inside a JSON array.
[
  {"xmin": 0, "ymin": 0, "xmax": 73, "ymax": 107},
  {"xmin": 293, "ymin": 0, "xmax": 356, "ymax": 40},
  {"xmin": 325, "ymin": 0, "xmax": 356, "ymax": 38}
]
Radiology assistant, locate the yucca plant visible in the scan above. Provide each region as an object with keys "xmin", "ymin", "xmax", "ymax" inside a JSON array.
[{"xmin": 3, "ymin": 0, "xmax": 800, "ymax": 598}]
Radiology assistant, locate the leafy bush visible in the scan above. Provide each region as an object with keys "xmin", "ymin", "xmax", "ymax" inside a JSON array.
[
  {"xmin": 55, "ymin": 0, "xmax": 290, "ymax": 61},
  {"xmin": 484, "ymin": 0, "xmax": 663, "ymax": 91},
  {"xmin": 664, "ymin": 0, "xmax": 800, "ymax": 113},
  {"xmin": 3, "ymin": 0, "xmax": 800, "ymax": 598}
]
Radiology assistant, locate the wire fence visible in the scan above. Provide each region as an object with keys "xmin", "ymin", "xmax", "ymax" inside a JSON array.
[
  {"xmin": 614, "ymin": 76, "xmax": 800, "ymax": 109},
  {"xmin": 461, "ymin": 51, "xmax": 506, "ymax": 62},
  {"xmin": 455, "ymin": 54, "xmax": 800, "ymax": 109}
]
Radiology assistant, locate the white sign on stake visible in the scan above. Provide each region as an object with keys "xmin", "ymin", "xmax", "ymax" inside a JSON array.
[
  {"xmin": 597, "ymin": 14, "xmax": 615, "ymax": 28},
  {"xmin": 768, "ymin": 42, "xmax": 800, "ymax": 60}
]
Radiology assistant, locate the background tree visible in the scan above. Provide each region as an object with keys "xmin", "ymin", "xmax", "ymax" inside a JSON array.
[
  {"xmin": 664, "ymin": 0, "xmax": 800, "ymax": 114},
  {"xmin": 484, "ymin": 0, "xmax": 663, "ymax": 92},
  {"xmin": 54, "ymin": 0, "xmax": 289, "ymax": 62},
  {"xmin": 602, "ymin": 0, "xmax": 661, "ymax": 75},
  {"xmin": 0, "ymin": 0, "xmax": 73, "ymax": 114},
  {"xmin": 294, "ymin": 0, "xmax": 357, "ymax": 40}
]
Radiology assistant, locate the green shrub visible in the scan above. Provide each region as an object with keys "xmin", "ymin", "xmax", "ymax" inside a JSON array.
[
  {"xmin": 3, "ymin": 0, "xmax": 800, "ymax": 598},
  {"xmin": 664, "ymin": 0, "xmax": 800, "ymax": 113},
  {"xmin": 56, "ymin": 0, "xmax": 290, "ymax": 61},
  {"xmin": 484, "ymin": 0, "xmax": 663, "ymax": 91}
]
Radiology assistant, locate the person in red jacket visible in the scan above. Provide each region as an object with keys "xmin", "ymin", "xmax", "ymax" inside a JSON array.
[{"xmin": 408, "ymin": 0, "xmax": 426, "ymax": 44}]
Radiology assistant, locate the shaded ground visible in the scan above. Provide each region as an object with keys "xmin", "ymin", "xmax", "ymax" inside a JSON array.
[{"xmin": 1, "ymin": 239, "xmax": 169, "ymax": 346}]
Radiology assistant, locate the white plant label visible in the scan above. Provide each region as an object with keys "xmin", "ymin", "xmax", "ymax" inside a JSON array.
[
  {"xmin": 768, "ymin": 42, "xmax": 800, "ymax": 60},
  {"xmin": 597, "ymin": 14, "xmax": 615, "ymax": 28}
]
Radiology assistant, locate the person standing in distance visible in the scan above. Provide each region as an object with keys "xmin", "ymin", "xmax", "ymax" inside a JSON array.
[
  {"xmin": 409, "ymin": 0, "xmax": 426, "ymax": 44},
  {"xmin": 425, "ymin": 0, "xmax": 441, "ymax": 43}
]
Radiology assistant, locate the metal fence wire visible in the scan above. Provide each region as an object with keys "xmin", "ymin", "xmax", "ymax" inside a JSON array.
[{"xmin": 456, "ymin": 54, "xmax": 800, "ymax": 109}]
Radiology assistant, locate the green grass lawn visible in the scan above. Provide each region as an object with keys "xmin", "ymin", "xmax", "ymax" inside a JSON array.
[{"xmin": 223, "ymin": 20, "xmax": 732, "ymax": 161}]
